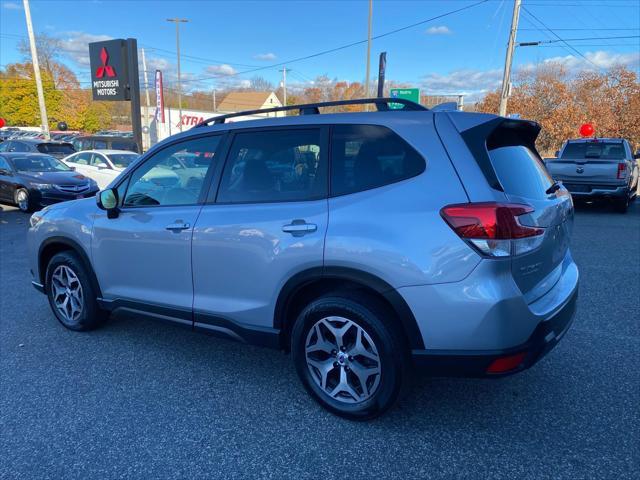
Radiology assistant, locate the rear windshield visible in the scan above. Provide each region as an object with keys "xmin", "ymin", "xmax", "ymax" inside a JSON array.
[
  {"xmin": 489, "ymin": 146, "xmax": 553, "ymax": 200},
  {"xmin": 108, "ymin": 153, "xmax": 139, "ymax": 169},
  {"xmin": 561, "ymin": 142, "xmax": 626, "ymax": 160},
  {"xmin": 36, "ymin": 143, "xmax": 75, "ymax": 154},
  {"xmin": 111, "ymin": 141, "xmax": 138, "ymax": 152}
]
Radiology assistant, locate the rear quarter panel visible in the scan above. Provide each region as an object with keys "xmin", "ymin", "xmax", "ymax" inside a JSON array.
[{"xmin": 325, "ymin": 116, "xmax": 481, "ymax": 288}]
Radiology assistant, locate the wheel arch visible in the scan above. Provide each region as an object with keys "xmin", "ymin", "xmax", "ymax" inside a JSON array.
[
  {"xmin": 275, "ymin": 267, "xmax": 425, "ymax": 351},
  {"xmin": 38, "ymin": 236, "xmax": 102, "ymax": 297}
]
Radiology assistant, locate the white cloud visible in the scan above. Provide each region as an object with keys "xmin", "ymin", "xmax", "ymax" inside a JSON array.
[
  {"xmin": 58, "ymin": 31, "xmax": 112, "ymax": 67},
  {"xmin": 531, "ymin": 50, "xmax": 640, "ymax": 73},
  {"xmin": 420, "ymin": 68, "xmax": 502, "ymax": 100},
  {"xmin": 426, "ymin": 26, "xmax": 452, "ymax": 35},
  {"xmin": 254, "ymin": 52, "xmax": 277, "ymax": 61},
  {"xmin": 2, "ymin": 2, "xmax": 22, "ymax": 10},
  {"xmin": 420, "ymin": 50, "xmax": 639, "ymax": 102},
  {"xmin": 206, "ymin": 64, "xmax": 238, "ymax": 76}
]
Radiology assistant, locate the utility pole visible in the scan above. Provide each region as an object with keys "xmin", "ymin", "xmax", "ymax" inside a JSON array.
[
  {"xmin": 22, "ymin": 0, "xmax": 49, "ymax": 139},
  {"xmin": 499, "ymin": 0, "xmax": 521, "ymax": 117},
  {"xmin": 166, "ymin": 18, "xmax": 188, "ymax": 131},
  {"xmin": 212, "ymin": 89, "xmax": 216, "ymax": 112},
  {"xmin": 364, "ymin": 0, "xmax": 373, "ymax": 103},
  {"xmin": 141, "ymin": 48, "xmax": 151, "ymax": 150},
  {"xmin": 279, "ymin": 67, "xmax": 290, "ymax": 111}
]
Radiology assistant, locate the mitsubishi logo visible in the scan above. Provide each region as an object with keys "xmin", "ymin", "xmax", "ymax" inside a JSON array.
[{"xmin": 96, "ymin": 47, "xmax": 116, "ymax": 78}]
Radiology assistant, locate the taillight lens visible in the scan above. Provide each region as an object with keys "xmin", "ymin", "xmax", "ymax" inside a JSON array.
[
  {"xmin": 441, "ymin": 202, "xmax": 545, "ymax": 257},
  {"xmin": 617, "ymin": 162, "xmax": 626, "ymax": 179}
]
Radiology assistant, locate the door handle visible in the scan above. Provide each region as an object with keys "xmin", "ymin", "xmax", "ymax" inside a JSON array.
[
  {"xmin": 165, "ymin": 222, "xmax": 191, "ymax": 232},
  {"xmin": 282, "ymin": 220, "xmax": 317, "ymax": 237}
]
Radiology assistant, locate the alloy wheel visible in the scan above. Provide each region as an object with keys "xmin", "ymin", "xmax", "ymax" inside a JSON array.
[
  {"xmin": 50, "ymin": 265, "xmax": 84, "ymax": 324},
  {"xmin": 16, "ymin": 190, "xmax": 29, "ymax": 211},
  {"xmin": 304, "ymin": 316, "xmax": 381, "ymax": 404}
]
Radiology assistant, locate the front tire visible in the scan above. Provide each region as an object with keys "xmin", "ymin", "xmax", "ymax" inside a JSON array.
[
  {"xmin": 15, "ymin": 188, "xmax": 32, "ymax": 213},
  {"xmin": 45, "ymin": 251, "xmax": 108, "ymax": 331},
  {"xmin": 291, "ymin": 293, "xmax": 407, "ymax": 420}
]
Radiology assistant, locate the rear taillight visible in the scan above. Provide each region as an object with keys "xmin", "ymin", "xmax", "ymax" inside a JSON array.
[
  {"xmin": 617, "ymin": 162, "xmax": 626, "ymax": 179},
  {"xmin": 441, "ymin": 202, "xmax": 545, "ymax": 257}
]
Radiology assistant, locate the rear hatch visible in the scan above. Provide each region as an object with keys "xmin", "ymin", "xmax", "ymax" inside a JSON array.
[
  {"xmin": 547, "ymin": 140, "xmax": 627, "ymax": 186},
  {"xmin": 456, "ymin": 118, "xmax": 574, "ymax": 302}
]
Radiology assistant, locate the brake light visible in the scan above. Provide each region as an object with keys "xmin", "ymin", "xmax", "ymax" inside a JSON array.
[
  {"xmin": 617, "ymin": 162, "xmax": 626, "ymax": 179},
  {"xmin": 441, "ymin": 202, "xmax": 544, "ymax": 257}
]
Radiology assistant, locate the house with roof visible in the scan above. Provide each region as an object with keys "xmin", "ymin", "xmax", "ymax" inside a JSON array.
[{"xmin": 217, "ymin": 91, "xmax": 284, "ymax": 117}]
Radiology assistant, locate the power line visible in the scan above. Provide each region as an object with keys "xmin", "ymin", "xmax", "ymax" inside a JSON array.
[
  {"xmin": 521, "ymin": 7, "xmax": 602, "ymax": 70},
  {"xmin": 519, "ymin": 35, "xmax": 640, "ymax": 45},
  {"xmin": 170, "ymin": 0, "xmax": 490, "ymax": 86}
]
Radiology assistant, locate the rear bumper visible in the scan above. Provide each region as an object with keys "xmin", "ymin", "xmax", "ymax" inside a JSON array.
[
  {"xmin": 411, "ymin": 286, "xmax": 577, "ymax": 376},
  {"xmin": 564, "ymin": 184, "xmax": 628, "ymax": 199}
]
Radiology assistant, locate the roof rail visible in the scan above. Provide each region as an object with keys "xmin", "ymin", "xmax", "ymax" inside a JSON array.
[{"xmin": 195, "ymin": 97, "xmax": 428, "ymax": 127}]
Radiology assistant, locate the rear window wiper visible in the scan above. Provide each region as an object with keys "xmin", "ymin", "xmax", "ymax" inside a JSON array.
[{"xmin": 546, "ymin": 181, "xmax": 562, "ymax": 195}]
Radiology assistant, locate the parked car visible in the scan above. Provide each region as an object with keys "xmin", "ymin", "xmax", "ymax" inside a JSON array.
[
  {"xmin": 72, "ymin": 135, "xmax": 139, "ymax": 153},
  {"xmin": 27, "ymin": 99, "xmax": 578, "ymax": 419},
  {"xmin": 0, "ymin": 139, "xmax": 76, "ymax": 159},
  {"xmin": 63, "ymin": 150, "xmax": 140, "ymax": 189},
  {"xmin": 546, "ymin": 138, "xmax": 639, "ymax": 212},
  {"xmin": 0, "ymin": 153, "xmax": 98, "ymax": 212}
]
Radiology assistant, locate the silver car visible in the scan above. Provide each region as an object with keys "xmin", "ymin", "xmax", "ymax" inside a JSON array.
[{"xmin": 27, "ymin": 99, "xmax": 579, "ymax": 419}]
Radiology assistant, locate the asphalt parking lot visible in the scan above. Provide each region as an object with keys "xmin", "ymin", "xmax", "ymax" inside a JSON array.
[{"xmin": 1, "ymin": 201, "xmax": 638, "ymax": 479}]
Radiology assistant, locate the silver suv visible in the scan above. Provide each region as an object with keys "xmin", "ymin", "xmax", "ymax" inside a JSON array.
[{"xmin": 27, "ymin": 99, "xmax": 579, "ymax": 419}]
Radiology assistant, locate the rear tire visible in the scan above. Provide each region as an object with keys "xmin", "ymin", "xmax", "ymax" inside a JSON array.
[
  {"xmin": 45, "ymin": 251, "xmax": 108, "ymax": 331},
  {"xmin": 614, "ymin": 195, "xmax": 629, "ymax": 213},
  {"xmin": 291, "ymin": 293, "xmax": 408, "ymax": 420}
]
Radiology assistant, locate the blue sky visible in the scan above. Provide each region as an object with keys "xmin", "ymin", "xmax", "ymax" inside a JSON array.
[{"xmin": 1, "ymin": 0, "xmax": 639, "ymax": 99}]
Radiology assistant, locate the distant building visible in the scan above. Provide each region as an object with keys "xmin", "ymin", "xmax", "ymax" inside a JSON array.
[
  {"xmin": 217, "ymin": 91, "xmax": 283, "ymax": 116},
  {"xmin": 144, "ymin": 91, "xmax": 282, "ymax": 148}
]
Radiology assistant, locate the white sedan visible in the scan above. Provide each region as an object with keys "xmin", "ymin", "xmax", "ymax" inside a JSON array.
[{"xmin": 63, "ymin": 150, "xmax": 139, "ymax": 189}]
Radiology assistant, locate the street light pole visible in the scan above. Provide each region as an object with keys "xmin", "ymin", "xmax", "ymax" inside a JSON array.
[
  {"xmin": 499, "ymin": 0, "xmax": 522, "ymax": 117},
  {"xmin": 167, "ymin": 18, "xmax": 188, "ymax": 131},
  {"xmin": 364, "ymin": 0, "xmax": 373, "ymax": 102},
  {"xmin": 22, "ymin": 0, "xmax": 50, "ymax": 139}
]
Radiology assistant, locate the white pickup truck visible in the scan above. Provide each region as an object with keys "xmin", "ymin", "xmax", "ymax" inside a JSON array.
[{"xmin": 546, "ymin": 138, "xmax": 639, "ymax": 213}]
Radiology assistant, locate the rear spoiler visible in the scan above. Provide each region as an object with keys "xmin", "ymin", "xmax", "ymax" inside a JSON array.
[{"xmin": 452, "ymin": 115, "xmax": 541, "ymax": 191}]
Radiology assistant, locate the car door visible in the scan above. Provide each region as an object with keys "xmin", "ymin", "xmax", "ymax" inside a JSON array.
[
  {"xmin": 89, "ymin": 153, "xmax": 117, "ymax": 189},
  {"xmin": 192, "ymin": 126, "xmax": 329, "ymax": 332},
  {"xmin": 0, "ymin": 156, "xmax": 14, "ymax": 203},
  {"xmin": 92, "ymin": 134, "xmax": 223, "ymax": 314},
  {"xmin": 66, "ymin": 152, "xmax": 93, "ymax": 179}
]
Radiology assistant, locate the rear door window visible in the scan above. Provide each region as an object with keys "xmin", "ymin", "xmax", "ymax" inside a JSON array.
[
  {"xmin": 330, "ymin": 124, "xmax": 425, "ymax": 196},
  {"xmin": 217, "ymin": 128, "xmax": 326, "ymax": 203},
  {"xmin": 488, "ymin": 146, "xmax": 553, "ymax": 200}
]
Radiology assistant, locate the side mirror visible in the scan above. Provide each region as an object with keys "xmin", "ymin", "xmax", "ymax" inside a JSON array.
[
  {"xmin": 96, "ymin": 188, "xmax": 119, "ymax": 219},
  {"xmin": 554, "ymin": 150, "xmax": 560, "ymax": 158},
  {"xmin": 0, "ymin": 168, "xmax": 12, "ymax": 176},
  {"xmin": 96, "ymin": 162, "xmax": 109, "ymax": 169},
  {"xmin": 634, "ymin": 150, "xmax": 640, "ymax": 159}
]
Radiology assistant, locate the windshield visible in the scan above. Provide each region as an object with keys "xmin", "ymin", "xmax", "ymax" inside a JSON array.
[
  {"xmin": 11, "ymin": 155, "xmax": 72, "ymax": 172},
  {"xmin": 108, "ymin": 153, "xmax": 139, "ymax": 169},
  {"xmin": 36, "ymin": 143, "xmax": 75, "ymax": 155},
  {"xmin": 561, "ymin": 142, "xmax": 626, "ymax": 160}
]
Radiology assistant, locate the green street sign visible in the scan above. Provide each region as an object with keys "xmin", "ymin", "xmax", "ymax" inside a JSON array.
[{"xmin": 389, "ymin": 88, "xmax": 420, "ymax": 109}]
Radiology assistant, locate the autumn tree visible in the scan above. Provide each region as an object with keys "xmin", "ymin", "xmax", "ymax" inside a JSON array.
[{"xmin": 476, "ymin": 64, "xmax": 640, "ymax": 154}]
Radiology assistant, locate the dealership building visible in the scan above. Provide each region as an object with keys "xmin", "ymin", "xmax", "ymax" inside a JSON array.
[{"xmin": 143, "ymin": 91, "xmax": 283, "ymax": 147}]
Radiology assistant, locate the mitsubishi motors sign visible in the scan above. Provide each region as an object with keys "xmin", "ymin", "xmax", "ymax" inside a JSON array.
[{"xmin": 89, "ymin": 39, "xmax": 129, "ymax": 101}]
